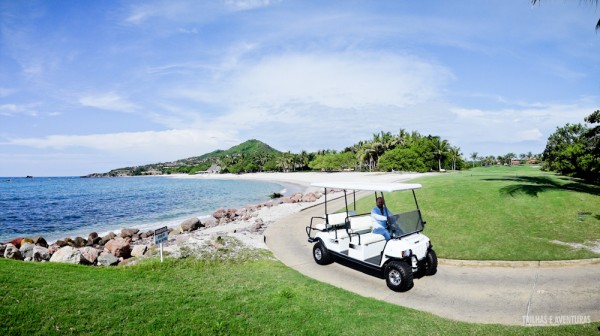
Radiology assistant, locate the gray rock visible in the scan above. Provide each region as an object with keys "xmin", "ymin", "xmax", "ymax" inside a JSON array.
[
  {"xmin": 73, "ymin": 236, "xmax": 87, "ymax": 247},
  {"xmin": 180, "ymin": 218, "xmax": 203, "ymax": 232},
  {"xmin": 49, "ymin": 246, "xmax": 83, "ymax": 264},
  {"xmin": 0, "ymin": 244, "xmax": 6, "ymax": 258},
  {"xmin": 104, "ymin": 237, "xmax": 131, "ymax": 258},
  {"xmin": 99, "ymin": 232, "xmax": 116, "ymax": 246},
  {"xmin": 203, "ymin": 217, "xmax": 218, "ymax": 228},
  {"xmin": 32, "ymin": 236, "xmax": 48, "ymax": 248},
  {"xmin": 80, "ymin": 246, "xmax": 100, "ymax": 265},
  {"xmin": 19, "ymin": 242, "xmax": 35, "ymax": 259},
  {"xmin": 48, "ymin": 244, "xmax": 60, "ymax": 255},
  {"xmin": 88, "ymin": 232, "xmax": 98, "ymax": 241},
  {"xmin": 212, "ymin": 208, "xmax": 226, "ymax": 219},
  {"xmin": 97, "ymin": 252, "xmax": 119, "ymax": 266},
  {"xmin": 120, "ymin": 228, "xmax": 139, "ymax": 238},
  {"xmin": 168, "ymin": 226, "xmax": 183, "ymax": 238},
  {"xmin": 32, "ymin": 246, "xmax": 50, "ymax": 262},
  {"xmin": 131, "ymin": 245, "xmax": 147, "ymax": 257},
  {"xmin": 4, "ymin": 243, "xmax": 23, "ymax": 260}
]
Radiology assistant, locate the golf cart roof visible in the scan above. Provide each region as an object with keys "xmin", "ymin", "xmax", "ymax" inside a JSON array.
[{"xmin": 310, "ymin": 182, "xmax": 422, "ymax": 192}]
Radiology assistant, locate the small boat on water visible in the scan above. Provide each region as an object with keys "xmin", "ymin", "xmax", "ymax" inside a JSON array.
[{"xmin": 26, "ymin": 176, "xmax": 33, "ymax": 178}]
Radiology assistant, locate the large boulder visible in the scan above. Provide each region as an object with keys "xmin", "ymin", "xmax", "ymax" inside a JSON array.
[
  {"xmin": 63, "ymin": 238, "xmax": 76, "ymax": 247},
  {"xmin": 31, "ymin": 236, "xmax": 48, "ymax": 248},
  {"xmin": 99, "ymin": 232, "xmax": 116, "ymax": 246},
  {"xmin": 73, "ymin": 237, "xmax": 87, "ymax": 248},
  {"xmin": 32, "ymin": 246, "xmax": 50, "ymax": 262},
  {"xmin": 54, "ymin": 240, "xmax": 67, "ymax": 248},
  {"xmin": 104, "ymin": 237, "xmax": 131, "ymax": 258},
  {"xmin": 86, "ymin": 232, "xmax": 101, "ymax": 246},
  {"xmin": 168, "ymin": 226, "xmax": 183, "ymax": 238},
  {"xmin": 131, "ymin": 245, "xmax": 147, "ymax": 257},
  {"xmin": 48, "ymin": 244, "xmax": 60, "ymax": 255},
  {"xmin": 97, "ymin": 252, "xmax": 119, "ymax": 266},
  {"xmin": 8, "ymin": 237, "xmax": 24, "ymax": 248},
  {"xmin": 80, "ymin": 246, "xmax": 100, "ymax": 265},
  {"xmin": 120, "ymin": 228, "xmax": 139, "ymax": 238},
  {"xmin": 49, "ymin": 246, "xmax": 83, "ymax": 264},
  {"xmin": 88, "ymin": 232, "xmax": 98, "ymax": 241},
  {"xmin": 19, "ymin": 242, "xmax": 35, "ymax": 260},
  {"xmin": 180, "ymin": 218, "xmax": 203, "ymax": 232},
  {"xmin": 140, "ymin": 230, "xmax": 154, "ymax": 239},
  {"xmin": 203, "ymin": 217, "xmax": 218, "ymax": 228},
  {"xmin": 4, "ymin": 243, "xmax": 23, "ymax": 260},
  {"xmin": 302, "ymin": 193, "xmax": 318, "ymax": 202},
  {"xmin": 212, "ymin": 208, "xmax": 226, "ymax": 219},
  {"xmin": 0, "ymin": 244, "xmax": 5, "ymax": 258}
]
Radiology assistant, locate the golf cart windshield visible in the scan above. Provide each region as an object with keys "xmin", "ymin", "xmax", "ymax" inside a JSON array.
[{"xmin": 389, "ymin": 210, "xmax": 425, "ymax": 237}]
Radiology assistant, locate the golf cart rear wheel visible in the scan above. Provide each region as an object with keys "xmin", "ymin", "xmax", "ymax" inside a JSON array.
[
  {"xmin": 313, "ymin": 241, "xmax": 333, "ymax": 265},
  {"xmin": 424, "ymin": 249, "xmax": 438, "ymax": 276},
  {"xmin": 384, "ymin": 261, "xmax": 413, "ymax": 292}
]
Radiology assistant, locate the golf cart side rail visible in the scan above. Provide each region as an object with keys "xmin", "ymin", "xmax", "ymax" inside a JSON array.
[{"xmin": 306, "ymin": 212, "xmax": 354, "ymax": 242}]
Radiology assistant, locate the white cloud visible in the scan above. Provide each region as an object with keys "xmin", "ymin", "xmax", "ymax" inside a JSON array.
[
  {"xmin": 7, "ymin": 128, "xmax": 229, "ymax": 149},
  {"xmin": 227, "ymin": 52, "xmax": 452, "ymax": 110},
  {"xmin": 0, "ymin": 88, "xmax": 15, "ymax": 97},
  {"xmin": 79, "ymin": 93, "xmax": 138, "ymax": 113},
  {"xmin": 516, "ymin": 128, "xmax": 544, "ymax": 141},
  {"xmin": 225, "ymin": 0, "xmax": 278, "ymax": 11},
  {"xmin": 0, "ymin": 103, "xmax": 40, "ymax": 117}
]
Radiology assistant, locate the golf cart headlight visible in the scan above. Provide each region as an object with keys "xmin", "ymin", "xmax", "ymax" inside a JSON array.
[{"xmin": 401, "ymin": 249, "xmax": 412, "ymax": 257}]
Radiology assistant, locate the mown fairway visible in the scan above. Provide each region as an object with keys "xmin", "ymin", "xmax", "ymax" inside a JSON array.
[
  {"xmin": 1, "ymin": 257, "xmax": 598, "ymax": 335},
  {"xmin": 353, "ymin": 166, "xmax": 600, "ymax": 260}
]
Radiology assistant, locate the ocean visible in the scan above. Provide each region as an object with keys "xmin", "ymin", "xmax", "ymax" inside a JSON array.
[{"xmin": 0, "ymin": 176, "xmax": 299, "ymax": 243}]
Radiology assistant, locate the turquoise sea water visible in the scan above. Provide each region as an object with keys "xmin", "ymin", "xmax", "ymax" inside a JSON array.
[{"xmin": 0, "ymin": 176, "xmax": 297, "ymax": 243}]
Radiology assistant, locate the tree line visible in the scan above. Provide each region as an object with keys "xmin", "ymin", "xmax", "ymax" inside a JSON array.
[
  {"xmin": 213, "ymin": 130, "xmax": 467, "ymax": 174},
  {"xmin": 541, "ymin": 110, "xmax": 599, "ymax": 184}
]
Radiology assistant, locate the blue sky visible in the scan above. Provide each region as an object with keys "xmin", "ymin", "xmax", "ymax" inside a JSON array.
[{"xmin": 1, "ymin": 0, "xmax": 598, "ymax": 176}]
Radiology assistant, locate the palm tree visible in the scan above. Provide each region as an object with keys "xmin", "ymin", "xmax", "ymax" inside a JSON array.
[
  {"xmin": 470, "ymin": 152, "xmax": 478, "ymax": 168},
  {"xmin": 299, "ymin": 150, "xmax": 309, "ymax": 170},
  {"xmin": 360, "ymin": 143, "xmax": 378, "ymax": 172},
  {"xmin": 449, "ymin": 146, "xmax": 461, "ymax": 170},
  {"xmin": 432, "ymin": 137, "xmax": 449, "ymax": 171},
  {"xmin": 506, "ymin": 152, "xmax": 516, "ymax": 166}
]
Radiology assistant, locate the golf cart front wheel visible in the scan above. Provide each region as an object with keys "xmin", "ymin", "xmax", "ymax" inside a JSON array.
[
  {"xmin": 385, "ymin": 261, "xmax": 413, "ymax": 292},
  {"xmin": 424, "ymin": 249, "xmax": 438, "ymax": 276},
  {"xmin": 313, "ymin": 241, "xmax": 333, "ymax": 265}
]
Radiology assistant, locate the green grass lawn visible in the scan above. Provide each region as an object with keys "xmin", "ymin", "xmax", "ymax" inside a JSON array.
[
  {"xmin": 352, "ymin": 166, "xmax": 600, "ymax": 260},
  {"xmin": 1, "ymin": 257, "xmax": 597, "ymax": 335}
]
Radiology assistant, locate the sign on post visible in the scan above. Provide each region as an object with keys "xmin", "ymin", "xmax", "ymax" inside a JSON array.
[{"xmin": 154, "ymin": 226, "xmax": 169, "ymax": 262}]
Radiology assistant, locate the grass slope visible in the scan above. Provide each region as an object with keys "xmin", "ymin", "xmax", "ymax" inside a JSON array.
[
  {"xmin": 352, "ymin": 166, "xmax": 600, "ymax": 260},
  {"xmin": 1, "ymin": 257, "xmax": 597, "ymax": 335}
]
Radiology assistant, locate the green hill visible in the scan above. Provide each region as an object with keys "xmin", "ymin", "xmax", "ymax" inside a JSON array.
[
  {"xmin": 198, "ymin": 139, "xmax": 281, "ymax": 160},
  {"xmin": 84, "ymin": 139, "xmax": 281, "ymax": 177}
]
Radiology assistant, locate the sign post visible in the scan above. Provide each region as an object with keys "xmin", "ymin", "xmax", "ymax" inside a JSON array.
[{"xmin": 154, "ymin": 226, "xmax": 169, "ymax": 262}]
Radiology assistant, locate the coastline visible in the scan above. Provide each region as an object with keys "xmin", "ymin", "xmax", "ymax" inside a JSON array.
[
  {"xmin": 169, "ymin": 171, "xmax": 427, "ymax": 191},
  {"xmin": 2, "ymin": 171, "xmax": 428, "ymax": 264},
  {"xmin": 162, "ymin": 171, "xmax": 427, "ymax": 254}
]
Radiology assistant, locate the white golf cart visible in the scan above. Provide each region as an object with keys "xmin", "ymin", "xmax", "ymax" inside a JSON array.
[{"xmin": 306, "ymin": 182, "xmax": 437, "ymax": 292}]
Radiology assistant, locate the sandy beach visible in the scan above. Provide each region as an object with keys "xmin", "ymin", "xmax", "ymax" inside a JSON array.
[{"xmin": 163, "ymin": 171, "xmax": 429, "ymax": 256}]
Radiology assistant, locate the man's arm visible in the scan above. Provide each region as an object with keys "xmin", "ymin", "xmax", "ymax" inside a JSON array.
[{"xmin": 371, "ymin": 208, "xmax": 388, "ymax": 221}]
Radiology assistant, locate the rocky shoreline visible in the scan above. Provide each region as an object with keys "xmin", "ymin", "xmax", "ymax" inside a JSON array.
[{"xmin": 0, "ymin": 190, "xmax": 336, "ymax": 266}]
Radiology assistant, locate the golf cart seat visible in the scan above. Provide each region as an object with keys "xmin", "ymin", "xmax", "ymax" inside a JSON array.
[
  {"xmin": 346, "ymin": 215, "xmax": 385, "ymax": 245},
  {"xmin": 313, "ymin": 211, "xmax": 355, "ymax": 231}
]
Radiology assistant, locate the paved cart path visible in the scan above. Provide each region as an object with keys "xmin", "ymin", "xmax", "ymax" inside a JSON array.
[{"xmin": 264, "ymin": 195, "xmax": 600, "ymax": 326}]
